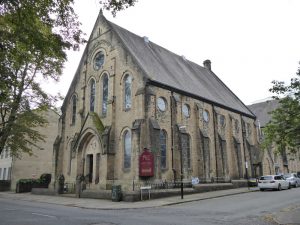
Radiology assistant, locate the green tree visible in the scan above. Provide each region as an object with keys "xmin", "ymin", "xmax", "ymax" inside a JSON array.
[
  {"xmin": 262, "ymin": 65, "xmax": 300, "ymax": 153},
  {"xmin": 0, "ymin": 0, "xmax": 137, "ymax": 157},
  {"xmin": 100, "ymin": 0, "xmax": 138, "ymax": 16},
  {"xmin": 0, "ymin": 0, "xmax": 85, "ymax": 157}
]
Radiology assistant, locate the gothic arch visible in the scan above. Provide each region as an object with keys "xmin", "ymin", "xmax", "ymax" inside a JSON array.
[
  {"xmin": 75, "ymin": 128, "xmax": 102, "ymax": 178},
  {"xmin": 88, "ymin": 40, "xmax": 111, "ymax": 62},
  {"xmin": 119, "ymin": 70, "xmax": 134, "ymax": 85}
]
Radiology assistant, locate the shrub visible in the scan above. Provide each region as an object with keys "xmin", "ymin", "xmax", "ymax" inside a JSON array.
[{"xmin": 16, "ymin": 173, "xmax": 52, "ymax": 193}]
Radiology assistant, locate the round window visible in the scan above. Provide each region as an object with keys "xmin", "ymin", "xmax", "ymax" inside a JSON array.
[
  {"xmin": 93, "ymin": 51, "xmax": 105, "ymax": 70},
  {"xmin": 182, "ymin": 104, "xmax": 190, "ymax": 118},
  {"xmin": 203, "ymin": 110, "xmax": 210, "ymax": 122},
  {"xmin": 157, "ymin": 97, "xmax": 167, "ymax": 112}
]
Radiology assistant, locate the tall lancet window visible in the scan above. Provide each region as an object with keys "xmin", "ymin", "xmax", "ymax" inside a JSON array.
[
  {"xmin": 160, "ymin": 130, "xmax": 167, "ymax": 169},
  {"xmin": 102, "ymin": 73, "xmax": 108, "ymax": 116},
  {"xmin": 123, "ymin": 130, "xmax": 131, "ymax": 169},
  {"xmin": 124, "ymin": 74, "xmax": 132, "ymax": 110},
  {"xmin": 90, "ymin": 79, "xmax": 95, "ymax": 112},
  {"xmin": 71, "ymin": 95, "xmax": 77, "ymax": 125}
]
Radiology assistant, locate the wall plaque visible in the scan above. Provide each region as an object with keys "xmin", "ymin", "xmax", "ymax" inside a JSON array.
[{"xmin": 139, "ymin": 148, "xmax": 154, "ymax": 177}]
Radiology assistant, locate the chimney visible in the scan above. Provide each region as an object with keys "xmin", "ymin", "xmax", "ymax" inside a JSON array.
[
  {"xmin": 203, "ymin": 59, "xmax": 211, "ymax": 71},
  {"xmin": 143, "ymin": 36, "xmax": 149, "ymax": 43}
]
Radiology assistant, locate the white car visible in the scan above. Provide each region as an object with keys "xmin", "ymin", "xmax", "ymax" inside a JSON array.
[
  {"xmin": 283, "ymin": 173, "xmax": 300, "ymax": 187},
  {"xmin": 258, "ymin": 175, "xmax": 290, "ymax": 191}
]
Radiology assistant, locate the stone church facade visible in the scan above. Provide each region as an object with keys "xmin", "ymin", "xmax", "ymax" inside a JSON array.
[{"xmin": 54, "ymin": 11, "xmax": 262, "ymax": 191}]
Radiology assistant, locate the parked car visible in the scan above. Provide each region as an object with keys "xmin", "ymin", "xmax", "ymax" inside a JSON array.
[
  {"xmin": 283, "ymin": 173, "xmax": 300, "ymax": 187},
  {"xmin": 258, "ymin": 175, "xmax": 290, "ymax": 191}
]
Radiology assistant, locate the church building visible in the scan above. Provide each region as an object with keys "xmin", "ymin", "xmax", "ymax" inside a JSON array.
[{"xmin": 53, "ymin": 11, "xmax": 261, "ymax": 192}]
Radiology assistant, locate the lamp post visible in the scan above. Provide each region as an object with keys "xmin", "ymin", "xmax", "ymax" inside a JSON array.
[
  {"xmin": 245, "ymin": 161, "xmax": 249, "ymax": 190},
  {"xmin": 179, "ymin": 125, "xmax": 186, "ymax": 199},
  {"xmin": 180, "ymin": 147, "xmax": 184, "ymax": 199}
]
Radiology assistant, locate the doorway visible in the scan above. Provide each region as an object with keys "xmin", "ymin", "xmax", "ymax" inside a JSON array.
[{"xmin": 87, "ymin": 154, "xmax": 93, "ymax": 183}]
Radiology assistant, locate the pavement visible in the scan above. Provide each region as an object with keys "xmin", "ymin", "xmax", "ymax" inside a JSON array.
[{"xmin": 0, "ymin": 187, "xmax": 299, "ymax": 224}]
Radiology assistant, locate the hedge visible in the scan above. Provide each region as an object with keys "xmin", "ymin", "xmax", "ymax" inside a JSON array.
[{"xmin": 16, "ymin": 173, "xmax": 51, "ymax": 193}]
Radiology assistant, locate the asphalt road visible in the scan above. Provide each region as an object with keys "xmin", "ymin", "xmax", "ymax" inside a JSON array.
[{"xmin": 1, "ymin": 188, "xmax": 300, "ymax": 225}]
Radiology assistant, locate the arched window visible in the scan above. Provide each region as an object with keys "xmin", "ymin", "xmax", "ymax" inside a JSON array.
[
  {"xmin": 90, "ymin": 79, "xmax": 95, "ymax": 112},
  {"xmin": 124, "ymin": 74, "xmax": 132, "ymax": 110},
  {"xmin": 186, "ymin": 135, "xmax": 191, "ymax": 168},
  {"xmin": 123, "ymin": 130, "xmax": 131, "ymax": 169},
  {"xmin": 160, "ymin": 130, "xmax": 167, "ymax": 169},
  {"xmin": 182, "ymin": 134, "xmax": 191, "ymax": 169},
  {"xmin": 102, "ymin": 73, "xmax": 108, "ymax": 116},
  {"xmin": 71, "ymin": 95, "xmax": 77, "ymax": 125}
]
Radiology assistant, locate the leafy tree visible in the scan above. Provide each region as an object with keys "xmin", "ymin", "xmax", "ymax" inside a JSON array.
[
  {"xmin": 0, "ymin": 0, "xmax": 85, "ymax": 157},
  {"xmin": 0, "ymin": 0, "xmax": 137, "ymax": 157},
  {"xmin": 100, "ymin": 0, "xmax": 138, "ymax": 16},
  {"xmin": 262, "ymin": 65, "xmax": 300, "ymax": 153}
]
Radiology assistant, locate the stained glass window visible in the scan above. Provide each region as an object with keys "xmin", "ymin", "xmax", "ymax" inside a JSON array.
[
  {"xmin": 124, "ymin": 75, "xmax": 132, "ymax": 110},
  {"xmin": 124, "ymin": 130, "xmax": 131, "ymax": 169},
  {"xmin": 90, "ymin": 79, "xmax": 95, "ymax": 112},
  {"xmin": 102, "ymin": 74, "xmax": 108, "ymax": 115},
  {"xmin": 160, "ymin": 130, "xmax": 167, "ymax": 169}
]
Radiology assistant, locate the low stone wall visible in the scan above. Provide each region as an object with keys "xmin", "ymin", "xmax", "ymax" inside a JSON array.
[
  {"xmin": 31, "ymin": 188, "xmax": 56, "ymax": 196},
  {"xmin": 0, "ymin": 181, "xmax": 11, "ymax": 191},
  {"xmin": 80, "ymin": 189, "xmax": 111, "ymax": 199},
  {"xmin": 31, "ymin": 181, "xmax": 251, "ymax": 202},
  {"xmin": 124, "ymin": 188, "xmax": 197, "ymax": 202},
  {"xmin": 193, "ymin": 183, "xmax": 234, "ymax": 192},
  {"xmin": 231, "ymin": 180, "xmax": 249, "ymax": 188}
]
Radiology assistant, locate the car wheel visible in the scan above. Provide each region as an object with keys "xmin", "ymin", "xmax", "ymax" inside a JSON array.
[
  {"xmin": 278, "ymin": 184, "xmax": 282, "ymax": 191},
  {"xmin": 295, "ymin": 182, "xmax": 298, "ymax": 188},
  {"xmin": 260, "ymin": 188, "xmax": 265, "ymax": 191},
  {"xmin": 288, "ymin": 183, "xmax": 291, "ymax": 189}
]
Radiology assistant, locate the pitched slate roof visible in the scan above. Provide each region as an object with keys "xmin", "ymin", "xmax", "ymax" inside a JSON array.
[
  {"xmin": 107, "ymin": 19, "xmax": 255, "ymax": 118},
  {"xmin": 247, "ymin": 100, "xmax": 280, "ymax": 127}
]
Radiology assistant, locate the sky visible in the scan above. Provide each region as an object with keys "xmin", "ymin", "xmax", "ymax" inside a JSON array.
[{"xmin": 50, "ymin": 0, "xmax": 300, "ymax": 105}]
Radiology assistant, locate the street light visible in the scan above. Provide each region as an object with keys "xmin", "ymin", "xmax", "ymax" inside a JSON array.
[{"xmin": 179, "ymin": 126, "xmax": 186, "ymax": 199}]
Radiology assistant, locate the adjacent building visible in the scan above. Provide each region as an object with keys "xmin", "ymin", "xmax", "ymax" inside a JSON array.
[
  {"xmin": 0, "ymin": 147, "xmax": 12, "ymax": 181},
  {"xmin": 53, "ymin": 11, "xmax": 263, "ymax": 192},
  {"xmin": 0, "ymin": 110, "xmax": 59, "ymax": 190},
  {"xmin": 248, "ymin": 100, "xmax": 300, "ymax": 175}
]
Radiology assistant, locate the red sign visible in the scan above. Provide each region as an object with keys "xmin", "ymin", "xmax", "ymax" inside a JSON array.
[{"xmin": 139, "ymin": 148, "xmax": 154, "ymax": 177}]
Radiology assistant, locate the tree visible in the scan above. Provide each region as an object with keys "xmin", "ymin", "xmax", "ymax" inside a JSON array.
[
  {"xmin": 0, "ymin": 0, "xmax": 137, "ymax": 157},
  {"xmin": 100, "ymin": 0, "xmax": 138, "ymax": 16},
  {"xmin": 0, "ymin": 0, "xmax": 85, "ymax": 157},
  {"xmin": 262, "ymin": 64, "xmax": 300, "ymax": 153}
]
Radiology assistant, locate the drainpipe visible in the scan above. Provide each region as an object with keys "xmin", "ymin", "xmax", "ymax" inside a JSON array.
[
  {"xmin": 212, "ymin": 105, "xmax": 218, "ymax": 183},
  {"xmin": 240, "ymin": 115, "xmax": 249, "ymax": 187},
  {"xmin": 170, "ymin": 92, "xmax": 176, "ymax": 182}
]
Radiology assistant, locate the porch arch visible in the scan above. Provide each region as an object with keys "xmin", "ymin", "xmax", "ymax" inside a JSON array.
[{"xmin": 76, "ymin": 128, "xmax": 102, "ymax": 184}]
